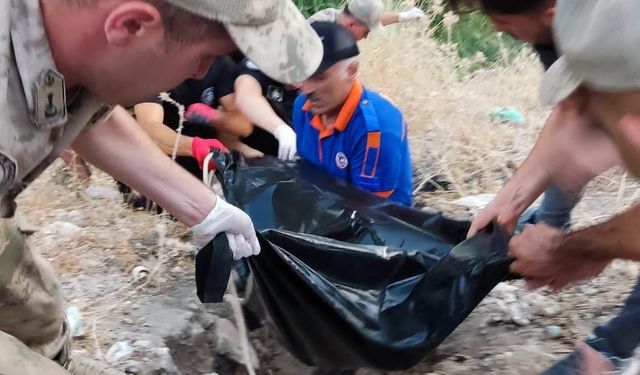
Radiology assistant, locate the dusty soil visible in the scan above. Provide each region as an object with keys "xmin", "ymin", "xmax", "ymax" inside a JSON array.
[{"xmin": 16, "ymin": 161, "xmax": 639, "ymax": 375}]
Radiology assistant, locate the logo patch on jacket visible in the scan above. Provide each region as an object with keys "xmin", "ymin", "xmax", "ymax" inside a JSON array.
[
  {"xmin": 335, "ymin": 152, "xmax": 349, "ymax": 170},
  {"xmin": 267, "ymin": 86, "xmax": 284, "ymax": 102},
  {"xmin": 201, "ymin": 88, "xmax": 216, "ymax": 106}
]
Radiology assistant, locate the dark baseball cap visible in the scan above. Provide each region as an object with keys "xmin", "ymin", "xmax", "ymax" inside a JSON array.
[{"xmin": 310, "ymin": 21, "xmax": 360, "ymax": 76}]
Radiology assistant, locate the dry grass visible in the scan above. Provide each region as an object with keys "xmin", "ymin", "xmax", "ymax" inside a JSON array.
[{"xmin": 357, "ymin": 20, "xmax": 640, "ymax": 223}]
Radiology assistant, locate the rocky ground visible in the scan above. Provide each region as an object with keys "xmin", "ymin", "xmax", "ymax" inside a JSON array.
[{"xmin": 16, "ymin": 163, "xmax": 639, "ymax": 375}]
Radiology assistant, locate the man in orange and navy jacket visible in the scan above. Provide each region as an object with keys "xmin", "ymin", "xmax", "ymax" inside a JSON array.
[{"xmin": 294, "ymin": 21, "xmax": 413, "ymax": 206}]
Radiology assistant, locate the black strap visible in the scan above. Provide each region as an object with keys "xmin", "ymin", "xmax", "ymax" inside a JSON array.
[{"xmin": 195, "ymin": 233, "xmax": 234, "ymax": 303}]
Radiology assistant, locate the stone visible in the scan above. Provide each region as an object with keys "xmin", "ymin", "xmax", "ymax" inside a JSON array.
[
  {"xmin": 105, "ymin": 341, "xmax": 134, "ymax": 364},
  {"xmin": 211, "ymin": 317, "xmax": 259, "ymax": 369},
  {"xmin": 42, "ymin": 221, "xmax": 82, "ymax": 238},
  {"xmin": 85, "ymin": 186, "xmax": 123, "ymax": 202},
  {"xmin": 545, "ymin": 326, "xmax": 563, "ymax": 340},
  {"xmin": 526, "ymin": 293, "xmax": 560, "ymax": 317}
]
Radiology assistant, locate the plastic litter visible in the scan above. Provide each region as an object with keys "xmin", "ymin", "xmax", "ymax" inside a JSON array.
[
  {"xmin": 490, "ymin": 107, "xmax": 526, "ymax": 125},
  {"xmin": 105, "ymin": 341, "xmax": 134, "ymax": 364},
  {"xmin": 66, "ymin": 306, "xmax": 85, "ymax": 338},
  {"xmin": 195, "ymin": 153, "xmax": 512, "ymax": 371}
]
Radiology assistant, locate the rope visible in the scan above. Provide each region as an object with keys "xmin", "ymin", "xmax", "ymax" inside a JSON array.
[
  {"xmin": 158, "ymin": 92, "xmax": 185, "ymax": 162},
  {"xmin": 203, "ymin": 154, "xmax": 257, "ymax": 375},
  {"xmin": 162, "ymin": 92, "xmax": 256, "ymax": 374}
]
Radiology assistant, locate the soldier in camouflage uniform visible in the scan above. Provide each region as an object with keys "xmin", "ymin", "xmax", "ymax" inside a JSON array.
[{"xmin": 0, "ymin": 0, "xmax": 322, "ymax": 374}]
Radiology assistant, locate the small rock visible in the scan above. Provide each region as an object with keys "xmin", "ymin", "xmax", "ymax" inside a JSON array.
[
  {"xmin": 545, "ymin": 326, "xmax": 563, "ymax": 340},
  {"xmin": 67, "ymin": 210, "xmax": 85, "ymax": 226},
  {"xmin": 85, "ymin": 186, "xmax": 123, "ymax": 202},
  {"xmin": 105, "ymin": 341, "xmax": 133, "ymax": 364},
  {"xmin": 511, "ymin": 307, "xmax": 531, "ymax": 326},
  {"xmin": 132, "ymin": 266, "xmax": 150, "ymax": 282},
  {"xmin": 122, "ymin": 317, "xmax": 134, "ymax": 325},
  {"xmin": 212, "ymin": 317, "xmax": 259, "ymax": 369},
  {"xmin": 42, "ymin": 221, "xmax": 82, "ymax": 238},
  {"xmin": 526, "ymin": 293, "xmax": 560, "ymax": 317},
  {"xmin": 170, "ymin": 266, "xmax": 183, "ymax": 274}
]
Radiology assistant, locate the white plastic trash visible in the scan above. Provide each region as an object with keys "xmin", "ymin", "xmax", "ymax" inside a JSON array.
[{"xmin": 66, "ymin": 306, "xmax": 85, "ymax": 338}]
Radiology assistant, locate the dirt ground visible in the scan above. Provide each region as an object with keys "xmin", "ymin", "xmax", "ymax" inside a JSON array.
[
  {"xmin": 14, "ymin": 22, "xmax": 640, "ymax": 375},
  {"xmin": 17, "ymin": 163, "xmax": 639, "ymax": 375}
]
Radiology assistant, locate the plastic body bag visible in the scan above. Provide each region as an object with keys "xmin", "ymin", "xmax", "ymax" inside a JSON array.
[{"xmin": 197, "ymin": 154, "xmax": 511, "ymax": 370}]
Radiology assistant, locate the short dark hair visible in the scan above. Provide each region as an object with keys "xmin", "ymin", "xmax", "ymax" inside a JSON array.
[
  {"xmin": 148, "ymin": 0, "xmax": 229, "ymax": 45},
  {"xmin": 447, "ymin": 0, "xmax": 554, "ymax": 15},
  {"xmin": 65, "ymin": 0, "xmax": 228, "ymax": 45}
]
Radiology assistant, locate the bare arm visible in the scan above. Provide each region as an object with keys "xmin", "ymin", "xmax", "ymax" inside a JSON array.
[
  {"xmin": 562, "ymin": 203, "xmax": 640, "ymax": 261},
  {"xmin": 133, "ymin": 102, "xmax": 193, "ymax": 157},
  {"xmin": 234, "ymin": 74, "xmax": 284, "ymax": 135},
  {"xmin": 216, "ymin": 94, "xmax": 254, "ymax": 138},
  {"xmin": 380, "ymin": 12, "xmax": 401, "ymax": 26},
  {"xmin": 72, "ymin": 106, "xmax": 215, "ymax": 226}
]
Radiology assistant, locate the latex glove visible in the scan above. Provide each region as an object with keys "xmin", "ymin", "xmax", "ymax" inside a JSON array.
[
  {"xmin": 191, "ymin": 137, "xmax": 229, "ymax": 170},
  {"xmin": 273, "ymin": 124, "xmax": 297, "ymax": 161},
  {"xmin": 399, "ymin": 7, "xmax": 425, "ymax": 23},
  {"xmin": 185, "ymin": 103, "xmax": 219, "ymax": 126},
  {"xmin": 191, "ymin": 198, "xmax": 260, "ymax": 260}
]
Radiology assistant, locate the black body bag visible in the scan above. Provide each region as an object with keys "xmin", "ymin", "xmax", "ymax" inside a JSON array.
[{"xmin": 195, "ymin": 154, "xmax": 511, "ymax": 370}]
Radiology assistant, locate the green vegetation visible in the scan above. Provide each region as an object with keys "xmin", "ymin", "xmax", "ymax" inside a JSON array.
[
  {"xmin": 431, "ymin": 12, "xmax": 523, "ymax": 66},
  {"xmin": 293, "ymin": 0, "xmax": 345, "ymax": 17},
  {"xmin": 294, "ymin": 0, "xmax": 523, "ymax": 67}
]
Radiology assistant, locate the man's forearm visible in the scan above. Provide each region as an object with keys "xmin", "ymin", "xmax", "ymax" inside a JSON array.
[
  {"xmin": 72, "ymin": 106, "xmax": 215, "ymax": 226},
  {"xmin": 380, "ymin": 12, "xmax": 401, "ymax": 26},
  {"xmin": 561, "ymin": 203, "xmax": 640, "ymax": 262},
  {"xmin": 134, "ymin": 102, "xmax": 193, "ymax": 157}
]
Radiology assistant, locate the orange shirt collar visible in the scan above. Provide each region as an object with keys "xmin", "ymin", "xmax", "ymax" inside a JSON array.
[{"xmin": 304, "ymin": 80, "xmax": 364, "ymax": 139}]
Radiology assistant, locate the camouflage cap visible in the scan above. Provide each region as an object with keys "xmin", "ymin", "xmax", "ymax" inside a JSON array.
[
  {"xmin": 347, "ymin": 0, "xmax": 383, "ymax": 30},
  {"xmin": 163, "ymin": 0, "xmax": 323, "ymax": 83}
]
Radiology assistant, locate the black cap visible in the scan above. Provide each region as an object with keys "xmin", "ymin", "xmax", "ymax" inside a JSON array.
[{"xmin": 310, "ymin": 21, "xmax": 360, "ymax": 76}]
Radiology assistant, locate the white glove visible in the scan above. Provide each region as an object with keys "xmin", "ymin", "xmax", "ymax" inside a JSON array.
[
  {"xmin": 399, "ymin": 7, "xmax": 425, "ymax": 23},
  {"xmin": 273, "ymin": 124, "xmax": 297, "ymax": 161},
  {"xmin": 191, "ymin": 198, "xmax": 260, "ymax": 260}
]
